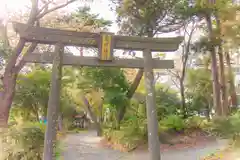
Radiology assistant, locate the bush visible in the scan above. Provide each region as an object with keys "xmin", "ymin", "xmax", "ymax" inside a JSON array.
[
  {"xmin": 0, "ymin": 123, "xmax": 61, "ymax": 160},
  {"xmin": 159, "ymin": 115, "xmax": 185, "ymax": 132},
  {"xmin": 0, "ymin": 123, "xmax": 45, "ymax": 160},
  {"xmin": 185, "ymin": 116, "xmax": 208, "ymax": 130},
  {"xmin": 103, "ymin": 116, "xmax": 146, "ymax": 151},
  {"xmin": 155, "ymin": 87, "xmax": 181, "ymax": 120},
  {"xmin": 103, "ymin": 128, "xmax": 144, "ymax": 151},
  {"xmin": 209, "ymin": 111, "xmax": 240, "ymax": 147}
]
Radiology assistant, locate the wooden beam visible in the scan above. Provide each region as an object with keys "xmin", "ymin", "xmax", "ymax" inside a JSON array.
[
  {"xmin": 23, "ymin": 52, "xmax": 174, "ymax": 69},
  {"xmin": 13, "ymin": 22, "xmax": 183, "ymax": 52},
  {"xmin": 143, "ymin": 48, "xmax": 161, "ymax": 160},
  {"xmin": 43, "ymin": 44, "xmax": 63, "ymax": 160}
]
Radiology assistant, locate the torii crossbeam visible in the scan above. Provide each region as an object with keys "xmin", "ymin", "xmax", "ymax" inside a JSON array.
[{"xmin": 13, "ymin": 22, "xmax": 183, "ymax": 160}]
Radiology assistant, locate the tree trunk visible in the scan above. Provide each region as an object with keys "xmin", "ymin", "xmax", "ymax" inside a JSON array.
[
  {"xmin": 205, "ymin": 15, "xmax": 222, "ymax": 116},
  {"xmin": 178, "ymin": 20, "xmax": 196, "ymax": 119},
  {"xmin": 225, "ymin": 51, "xmax": 238, "ymax": 108},
  {"xmin": 218, "ymin": 48, "xmax": 228, "ymax": 115},
  {"xmin": 116, "ymin": 69, "xmax": 144, "ymax": 128},
  {"xmin": 58, "ymin": 113, "xmax": 63, "ymax": 131},
  {"xmin": 215, "ymin": 14, "xmax": 228, "ymax": 116},
  {"xmin": 210, "ymin": 48, "xmax": 222, "ymax": 116},
  {"xmin": 0, "ymin": 0, "xmax": 77, "ymax": 129},
  {"xmin": 206, "ymin": 104, "xmax": 211, "ymax": 121},
  {"xmin": 81, "ymin": 95, "xmax": 102, "ymax": 136},
  {"xmin": 96, "ymin": 123, "xmax": 103, "ymax": 137},
  {"xmin": 179, "ymin": 79, "xmax": 187, "ymax": 117},
  {"xmin": 0, "ymin": 72, "xmax": 17, "ymax": 127},
  {"xmin": 116, "ymin": 30, "xmax": 154, "ymax": 126}
]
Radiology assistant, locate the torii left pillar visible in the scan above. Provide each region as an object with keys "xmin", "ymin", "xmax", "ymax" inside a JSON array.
[{"xmin": 43, "ymin": 44, "xmax": 64, "ymax": 160}]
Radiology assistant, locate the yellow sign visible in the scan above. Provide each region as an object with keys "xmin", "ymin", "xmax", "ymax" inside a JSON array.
[{"xmin": 100, "ymin": 34, "xmax": 113, "ymax": 61}]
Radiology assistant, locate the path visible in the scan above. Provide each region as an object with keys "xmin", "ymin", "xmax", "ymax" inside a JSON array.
[
  {"xmin": 62, "ymin": 131, "xmax": 228, "ymax": 160},
  {"xmin": 62, "ymin": 131, "xmax": 126, "ymax": 160}
]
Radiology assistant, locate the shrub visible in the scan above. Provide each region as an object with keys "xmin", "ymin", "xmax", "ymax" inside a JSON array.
[
  {"xmin": 0, "ymin": 123, "xmax": 45, "ymax": 160},
  {"xmin": 103, "ymin": 128, "xmax": 144, "ymax": 151},
  {"xmin": 209, "ymin": 111, "xmax": 240, "ymax": 147},
  {"xmin": 103, "ymin": 116, "xmax": 146, "ymax": 151},
  {"xmin": 185, "ymin": 116, "xmax": 208, "ymax": 130},
  {"xmin": 155, "ymin": 87, "xmax": 181, "ymax": 120},
  {"xmin": 0, "ymin": 123, "xmax": 61, "ymax": 160},
  {"xmin": 159, "ymin": 115, "xmax": 185, "ymax": 132}
]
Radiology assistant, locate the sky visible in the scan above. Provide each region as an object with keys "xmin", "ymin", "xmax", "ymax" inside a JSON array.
[
  {"xmin": 0, "ymin": 0, "xmax": 118, "ymax": 31},
  {"xmin": 0, "ymin": 0, "xmax": 205, "ymax": 87},
  {"xmin": 0, "ymin": 0, "xmax": 180, "ymax": 60}
]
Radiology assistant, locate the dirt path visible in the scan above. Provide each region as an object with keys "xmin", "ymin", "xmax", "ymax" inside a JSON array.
[
  {"xmin": 62, "ymin": 131, "xmax": 228, "ymax": 160},
  {"xmin": 62, "ymin": 131, "xmax": 127, "ymax": 160}
]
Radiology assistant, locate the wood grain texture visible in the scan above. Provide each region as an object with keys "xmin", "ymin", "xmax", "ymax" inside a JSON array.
[
  {"xmin": 43, "ymin": 44, "xmax": 63, "ymax": 160},
  {"xmin": 13, "ymin": 22, "xmax": 183, "ymax": 51},
  {"xmin": 23, "ymin": 52, "xmax": 174, "ymax": 69}
]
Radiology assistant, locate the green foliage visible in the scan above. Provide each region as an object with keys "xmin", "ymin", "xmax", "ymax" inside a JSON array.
[
  {"xmin": 209, "ymin": 111, "xmax": 240, "ymax": 139},
  {"xmin": 103, "ymin": 115, "xmax": 146, "ymax": 151},
  {"xmin": 0, "ymin": 123, "xmax": 62, "ymax": 160},
  {"xmin": 159, "ymin": 115, "xmax": 185, "ymax": 132},
  {"xmin": 185, "ymin": 68, "xmax": 213, "ymax": 115},
  {"xmin": 77, "ymin": 67, "xmax": 130, "ymax": 111},
  {"xmin": 0, "ymin": 123, "xmax": 45, "ymax": 160},
  {"xmin": 70, "ymin": 7, "xmax": 112, "ymax": 29},
  {"xmin": 13, "ymin": 68, "xmax": 76, "ymax": 126},
  {"xmin": 14, "ymin": 69, "xmax": 51, "ymax": 120},
  {"xmin": 113, "ymin": 0, "xmax": 189, "ymax": 35},
  {"xmin": 155, "ymin": 86, "xmax": 181, "ymax": 119},
  {"xmin": 185, "ymin": 116, "xmax": 208, "ymax": 130}
]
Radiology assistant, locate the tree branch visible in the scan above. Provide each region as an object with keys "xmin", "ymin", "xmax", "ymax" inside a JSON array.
[
  {"xmin": 14, "ymin": 42, "xmax": 38, "ymax": 73},
  {"xmin": 126, "ymin": 69, "xmax": 144, "ymax": 98},
  {"xmin": 181, "ymin": 21, "xmax": 197, "ymax": 80},
  {"xmin": 38, "ymin": 0, "xmax": 51, "ymax": 15},
  {"xmin": 36, "ymin": 0, "xmax": 78, "ymax": 20},
  {"xmin": 80, "ymin": 94, "xmax": 98, "ymax": 124},
  {"xmin": 5, "ymin": 0, "xmax": 39, "ymax": 74},
  {"xmin": 167, "ymin": 69, "xmax": 180, "ymax": 79}
]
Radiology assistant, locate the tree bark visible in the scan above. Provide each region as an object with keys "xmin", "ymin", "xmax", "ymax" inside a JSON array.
[
  {"xmin": 0, "ymin": 72, "xmax": 17, "ymax": 127},
  {"xmin": 218, "ymin": 47, "xmax": 228, "ymax": 115},
  {"xmin": 0, "ymin": 0, "xmax": 77, "ymax": 127},
  {"xmin": 179, "ymin": 79, "xmax": 187, "ymax": 117},
  {"xmin": 0, "ymin": 0, "xmax": 38, "ymax": 127},
  {"xmin": 179, "ymin": 22, "xmax": 195, "ymax": 118},
  {"xmin": 116, "ymin": 30, "xmax": 154, "ymax": 126},
  {"xmin": 205, "ymin": 14, "xmax": 222, "ymax": 116},
  {"xmin": 58, "ymin": 113, "xmax": 63, "ymax": 131},
  {"xmin": 225, "ymin": 51, "xmax": 238, "ymax": 108},
  {"xmin": 81, "ymin": 95, "xmax": 102, "ymax": 136},
  {"xmin": 116, "ymin": 69, "xmax": 144, "ymax": 128},
  {"xmin": 215, "ymin": 14, "xmax": 228, "ymax": 116}
]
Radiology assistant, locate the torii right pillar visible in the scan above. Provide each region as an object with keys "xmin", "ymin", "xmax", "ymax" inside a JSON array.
[{"xmin": 143, "ymin": 48, "xmax": 161, "ymax": 160}]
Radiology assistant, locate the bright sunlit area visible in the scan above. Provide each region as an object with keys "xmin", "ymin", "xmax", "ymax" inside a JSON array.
[{"xmin": 1, "ymin": 0, "xmax": 240, "ymax": 160}]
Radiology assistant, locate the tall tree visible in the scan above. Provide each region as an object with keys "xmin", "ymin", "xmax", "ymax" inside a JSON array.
[
  {"xmin": 219, "ymin": 2, "xmax": 240, "ymax": 108},
  {"xmin": 168, "ymin": 20, "xmax": 197, "ymax": 117},
  {"xmin": 111, "ymin": 0, "xmax": 189, "ymax": 124},
  {"xmin": 186, "ymin": 67, "xmax": 213, "ymax": 119},
  {"xmin": 0, "ymin": 0, "xmax": 79, "ymax": 127},
  {"xmin": 215, "ymin": 13, "xmax": 228, "ymax": 115},
  {"xmin": 189, "ymin": 0, "xmax": 223, "ymax": 115}
]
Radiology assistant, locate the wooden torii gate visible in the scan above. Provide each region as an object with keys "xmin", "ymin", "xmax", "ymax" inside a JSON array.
[{"xmin": 13, "ymin": 23, "xmax": 183, "ymax": 160}]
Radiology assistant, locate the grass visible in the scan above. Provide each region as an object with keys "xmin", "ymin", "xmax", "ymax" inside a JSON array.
[
  {"xmin": 102, "ymin": 127, "xmax": 146, "ymax": 152},
  {"xmin": 56, "ymin": 141, "xmax": 64, "ymax": 160}
]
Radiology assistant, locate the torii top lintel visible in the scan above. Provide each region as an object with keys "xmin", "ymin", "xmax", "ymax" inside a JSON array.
[{"xmin": 13, "ymin": 22, "xmax": 183, "ymax": 52}]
